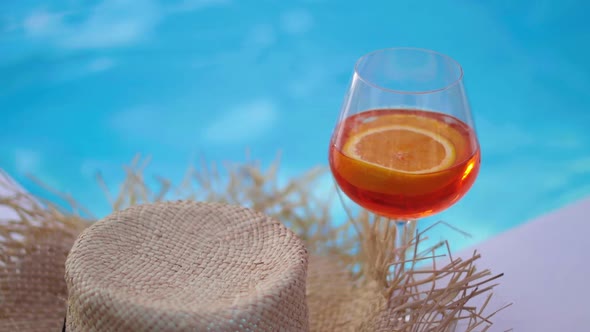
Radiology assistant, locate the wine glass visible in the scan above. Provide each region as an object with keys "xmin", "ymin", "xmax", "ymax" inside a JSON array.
[{"xmin": 328, "ymin": 47, "xmax": 480, "ymax": 236}]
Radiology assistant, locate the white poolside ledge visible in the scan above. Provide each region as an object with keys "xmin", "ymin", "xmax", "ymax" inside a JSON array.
[{"xmin": 455, "ymin": 196, "xmax": 590, "ymax": 331}]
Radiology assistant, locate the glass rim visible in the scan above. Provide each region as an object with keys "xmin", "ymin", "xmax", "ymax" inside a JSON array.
[{"xmin": 353, "ymin": 47, "xmax": 464, "ymax": 95}]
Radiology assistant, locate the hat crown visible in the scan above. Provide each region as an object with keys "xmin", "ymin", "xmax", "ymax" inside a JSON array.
[{"xmin": 65, "ymin": 201, "xmax": 309, "ymax": 331}]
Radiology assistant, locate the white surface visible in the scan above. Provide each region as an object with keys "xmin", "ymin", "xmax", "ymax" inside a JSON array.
[{"xmin": 456, "ymin": 197, "xmax": 590, "ymax": 331}]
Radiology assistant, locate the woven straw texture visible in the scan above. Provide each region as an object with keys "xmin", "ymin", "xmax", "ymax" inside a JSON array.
[
  {"xmin": 65, "ymin": 200, "xmax": 310, "ymax": 332},
  {"xmin": 0, "ymin": 225, "xmax": 79, "ymax": 332},
  {"xmin": 306, "ymin": 256, "xmax": 386, "ymax": 332}
]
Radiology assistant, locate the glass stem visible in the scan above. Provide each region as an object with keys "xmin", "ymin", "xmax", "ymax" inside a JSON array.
[
  {"xmin": 395, "ymin": 220, "xmax": 415, "ymax": 272},
  {"xmin": 395, "ymin": 220, "xmax": 416, "ymax": 325}
]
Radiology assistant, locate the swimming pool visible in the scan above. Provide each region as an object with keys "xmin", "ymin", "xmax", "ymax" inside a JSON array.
[{"xmin": 1, "ymin": 0, "xmax": 589, "ymax": 250}]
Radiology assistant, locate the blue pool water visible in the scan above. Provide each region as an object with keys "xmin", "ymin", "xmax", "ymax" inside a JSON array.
[{"xmin": 1, "ymin": 0, "xmax": 589, "ymax": 250}]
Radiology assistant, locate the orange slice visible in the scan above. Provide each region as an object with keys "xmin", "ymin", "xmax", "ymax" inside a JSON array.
[{"xmin": 342, "ymin": 124, "xmax": 456, "ymax": 174}]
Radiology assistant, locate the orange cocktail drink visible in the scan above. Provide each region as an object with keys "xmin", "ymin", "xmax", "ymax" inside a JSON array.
[{"xmin": 329, "ymin": 108, "xmax": 480, "ymax": 220}]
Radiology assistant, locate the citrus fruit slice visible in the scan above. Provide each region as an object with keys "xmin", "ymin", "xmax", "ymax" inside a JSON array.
[{"xmin": 342, "ymin": 124, "xmax": 456, "ymax": 174}]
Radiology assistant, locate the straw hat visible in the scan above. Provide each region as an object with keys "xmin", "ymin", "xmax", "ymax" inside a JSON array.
[{"xmin": 0, "ymin": 169, "xmax": 503, "ymax": 331}]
